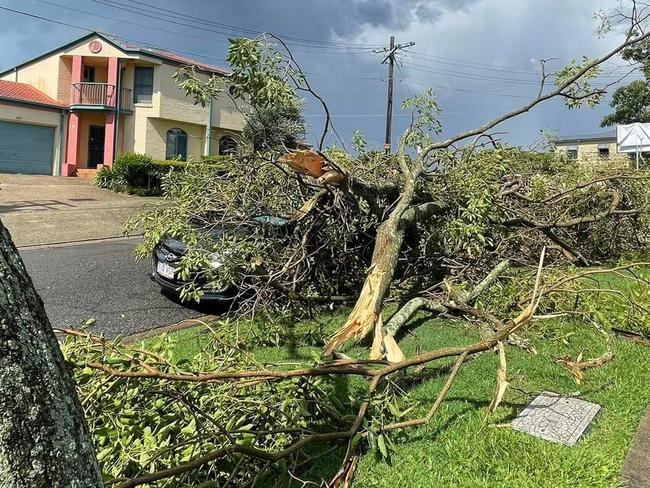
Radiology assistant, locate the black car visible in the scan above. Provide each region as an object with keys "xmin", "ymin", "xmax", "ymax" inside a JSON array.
[{"xmin": 150, "ymin": 216, "xmax": 291, "ymax": 302}]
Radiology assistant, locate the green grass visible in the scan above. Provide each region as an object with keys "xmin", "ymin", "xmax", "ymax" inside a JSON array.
[{"xmin": 140, "ymin": 274, "xmax": 650, "ymax": 487}]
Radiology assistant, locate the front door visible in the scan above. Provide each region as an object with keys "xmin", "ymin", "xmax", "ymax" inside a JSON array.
[{"xmin": 88, "ymin": 125, "xmax": 105, "ymax": 168}]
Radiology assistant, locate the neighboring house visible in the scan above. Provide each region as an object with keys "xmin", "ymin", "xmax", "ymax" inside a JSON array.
[
  {"xmin": 555, "ymin": 130, "xmax": 630, "ymax": 166},
  {"xmin": 0, "ymin": 31, "xmax": 245, "ymax": 177}
]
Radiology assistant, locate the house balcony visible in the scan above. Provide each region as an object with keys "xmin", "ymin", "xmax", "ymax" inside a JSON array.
[{"xmin": 70, "ymin": 82, "xmax": 133, "ymax": 112}]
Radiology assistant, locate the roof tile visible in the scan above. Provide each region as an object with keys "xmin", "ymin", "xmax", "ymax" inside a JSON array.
[{"xmin": 0, "ymin": 80, "xmax": 65, "ymax": 107}]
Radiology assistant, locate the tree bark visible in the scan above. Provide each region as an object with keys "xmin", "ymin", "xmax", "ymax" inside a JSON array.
[
  {"xmin": 323, "ymin": 154, "xmax": 421, "ymax": 355},
  {"xmin": 0, "ymin": 221, "xmax": 102, "ymax": 488}
]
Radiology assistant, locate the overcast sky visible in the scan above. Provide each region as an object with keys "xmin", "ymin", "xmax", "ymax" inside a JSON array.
[{"xmin": 0, "ymin": 0, "xmax": 640, "ymax": 149}]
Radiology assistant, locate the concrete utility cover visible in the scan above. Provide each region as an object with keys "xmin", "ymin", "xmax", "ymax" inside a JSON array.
[{"xmin": 512, "ymin": 392, "xmax": 601, "ymax": 446}]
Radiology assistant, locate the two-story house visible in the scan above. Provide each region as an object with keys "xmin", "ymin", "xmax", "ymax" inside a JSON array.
[
  {"xmin": 0, "ymin": 31, "xmax": 245, "ymax": 177},
  {"xmin": 555, "ymin": 129, "xmax": 631, "ymax": 166}
]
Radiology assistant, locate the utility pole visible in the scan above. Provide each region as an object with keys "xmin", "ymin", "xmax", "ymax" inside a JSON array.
[{"xmin": 375, "ymin": 36, "xmax": 415, "ymax": 154}]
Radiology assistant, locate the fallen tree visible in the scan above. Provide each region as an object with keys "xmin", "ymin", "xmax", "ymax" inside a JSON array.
[{"xmin": 58, "ymin": 1, "xmax": 650, "ymax": 485}]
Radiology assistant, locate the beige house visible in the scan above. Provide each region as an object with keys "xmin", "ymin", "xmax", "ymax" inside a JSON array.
[
  {"xmin": 555, "ymin": 130, "xmax": 631, "ymax": 166},
  {"xmin": 0, "ymin": 31, "xmax": 245, "ymax": 177}
]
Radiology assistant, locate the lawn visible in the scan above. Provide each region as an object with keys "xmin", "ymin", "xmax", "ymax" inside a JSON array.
[{"xmin": 140, "ymin": 294, "xmax": 650, "ymax": 488}]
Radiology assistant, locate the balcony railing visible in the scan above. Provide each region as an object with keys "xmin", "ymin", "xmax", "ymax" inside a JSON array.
[
  {"xmin": 71, "ymin": 82, "xmax": 114, "ymax": 107},
  {"xmin": 70, "ymin": 83, "xmax": 133, "ymax": 112}
]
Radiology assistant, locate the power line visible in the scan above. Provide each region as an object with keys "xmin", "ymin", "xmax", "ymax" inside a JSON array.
[
  {"xmin": 1, "ymin": 6, "xmax": 637, "ymax": 101},
  {"xmin": 33, "ymin": 0, "xmax": 238, "ymax": 49},
  {"xmin": 0, "ymin": 5, "xmax": 389, "ymax": 84},
  {"xmin": 25, "ymin": 0, "xmax": 640, "ymax": 81},
  {"xmin": 92, "ymin": 0, "xmax": 382, "ymax": 51},
  {"xmin": 0, "ymin": 5, "xmax": 90, "ymax": 32},
  {"xmin": 110, "ymin": 0, "xmax": 383, "ymax": 50},
  {"xmin": 396, "ymin": 63, "xmax": 415, "ymax": 98},
  {"xmin": 304, "ymin": 106, "xmax": 581, "ymax": 118},
  {"xmin": 404, "ymin": 49, "xmax": 640, "ymax": 80}
]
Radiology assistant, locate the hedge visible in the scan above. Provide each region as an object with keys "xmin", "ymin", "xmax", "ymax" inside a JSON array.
[{"xmin": 94, "ymin": 153, "xmax": 234, "ymax": 195}]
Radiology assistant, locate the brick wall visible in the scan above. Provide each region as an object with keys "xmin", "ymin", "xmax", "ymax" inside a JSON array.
[{"xmin": 555, "ymin": 141, "xmax": 631, "ymax": 169}]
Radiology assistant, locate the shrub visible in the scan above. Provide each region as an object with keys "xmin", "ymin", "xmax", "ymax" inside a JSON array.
[
  {"xmin": 93, "ymin": 166, "xmax": 122, "ymax": 189},
  {"xmin": 152, "ymin": 156, "xmax": 233, "ymax": 168},
  {"xmin": 152, "ymin": 159, "xmax": 190, "ymax": 169},
  {"xmin": 113, "ymin": 152, "xmax": 154, "ymax": 188},
  {"xmin": 198, "ymin": 155, "xmax": 235, "ymax": 164}
]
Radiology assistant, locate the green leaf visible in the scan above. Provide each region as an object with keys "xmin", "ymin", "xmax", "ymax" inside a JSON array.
[{"xmin": 377, "ymin": 434, "xmax": 388, "ymax": 459}]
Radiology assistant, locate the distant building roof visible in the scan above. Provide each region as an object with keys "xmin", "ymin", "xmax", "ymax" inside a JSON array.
[
  {"xmin": 0, "ymin": 80, "xmax": 65, "ymax": 108},
  {"xmin": 0, "ymin": 31, "xmax": 230, "ymax": 78},
  {"xmin": 109, "ymin": 34, "xmax": 229, "ymax": 75},
  {"xmin": 557, "ymin": 129, "xmax": 616, "ymax": 144}
]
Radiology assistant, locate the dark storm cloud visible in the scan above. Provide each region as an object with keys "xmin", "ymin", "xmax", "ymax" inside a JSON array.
[
  {"xmin": 355, "ymin": 0, "xmax": 395, "ymax": 27},
  {"xmin": 0, "ymin": 0, "xmax": 629, "ymax": 148}
]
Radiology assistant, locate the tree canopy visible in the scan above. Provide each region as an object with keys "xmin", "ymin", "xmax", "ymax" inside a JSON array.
[{"xmin": 601, "ymin": 79, "xmax": 650, "ymax": 126}]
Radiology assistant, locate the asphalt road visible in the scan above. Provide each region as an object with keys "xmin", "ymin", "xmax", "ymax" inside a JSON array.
[{"xmin": 20, "ymin": 237, "xmax": 210, "ymax": 337}]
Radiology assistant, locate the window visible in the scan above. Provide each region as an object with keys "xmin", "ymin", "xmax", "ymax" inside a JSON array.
[
  {"xmin": 598, "ymin": 147, "xmax": 610, "ymax": 158},
  {"xmin": 166, "ymin": 128, "xmax": 187, "ymax": 161},
  {"xmin": 567, "ymin": 148, "xmax": 578, "ymax": 160},
  {"xmin": 134, "ymin": 66, "xmax": 154, "ymax": 104},
  {"xmin": 219, "ymin": 136, "xmax": 238, "ymax": 155},
  {"xmin": 83, "ymin": 66, "xmax": 95, "ymax": 82}
]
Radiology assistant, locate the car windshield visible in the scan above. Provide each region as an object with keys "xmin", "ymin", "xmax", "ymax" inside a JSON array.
[
  {"xmin": 252, "ymin": 215, "xmax": 290, "ymax": 226},
  {"xmin": 185, "ymin": 215, "xmax": 289, "ymax": 241}
]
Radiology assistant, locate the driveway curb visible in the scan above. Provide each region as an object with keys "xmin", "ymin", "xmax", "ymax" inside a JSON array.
[
  {"xmin": 17, "ymin": 234, "xmax": 142, "ymax": 250},
  {"xmin": 622, "ymin": 404, "xmax": 650, "ymax": 487}
]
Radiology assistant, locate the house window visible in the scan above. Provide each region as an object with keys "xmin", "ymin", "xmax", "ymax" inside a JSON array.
[
  {"xmin": 598, "ymin": 145, "xmax": 610, "ymax": 157},
  {"xmin": 567, "ymin": 148, "xmax": 578, "ymax": 160},
  {"xmin": 219, "ymin": 136, "xmax": 238, "ymax": 155},
  {"xmin": 134, "ymin": 66, "xmax": 154, "ymax": 104},
  {"xmin": 166, "ymin": 128, "xmax": 187, "ymax": 161},
  {"xmin": 83, "ymin": 66, "xmax": 95, "ymax": 82}
]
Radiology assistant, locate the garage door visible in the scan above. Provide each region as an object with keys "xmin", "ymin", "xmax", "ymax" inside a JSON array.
[{"xmin": 0, "ymin": 120, "xmax": 54, "ymax": 175}]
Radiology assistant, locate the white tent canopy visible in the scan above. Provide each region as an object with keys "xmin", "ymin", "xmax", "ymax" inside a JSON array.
[
  {"xmin": 617, "ymin": 123, "xmax": 650, "ymax": 169},
  {"xmin": 617, "ymin": 123, "xmax": 650, "ymax": 153}
]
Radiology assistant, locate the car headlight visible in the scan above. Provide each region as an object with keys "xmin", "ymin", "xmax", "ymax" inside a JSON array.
[{"xmin": 208, "ymin": 252, "xmax": 225, "ymax": 269}]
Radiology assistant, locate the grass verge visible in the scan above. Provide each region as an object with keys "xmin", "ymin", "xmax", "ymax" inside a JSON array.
[{"xmin": 139, "ymin": 303, "xmax": 650, "ymax": 487}]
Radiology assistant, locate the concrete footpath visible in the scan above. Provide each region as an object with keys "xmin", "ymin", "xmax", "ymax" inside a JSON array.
[
  {"xmin": 622, "ymin": 405, "xmax": 650, "ymax": 487},
  {"xmin": 0, "ymin": 174, "xmax": 157, "ymax": 247}
]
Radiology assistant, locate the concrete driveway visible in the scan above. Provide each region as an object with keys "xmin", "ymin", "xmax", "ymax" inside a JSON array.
[{"xmin": 0, "ymin": 174, "xmax": 156, "ymax": 247}]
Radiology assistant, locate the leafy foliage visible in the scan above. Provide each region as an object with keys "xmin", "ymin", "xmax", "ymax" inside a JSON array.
[
  {"xmin": 554, "ymin": 57, "xmax": 603, "ymax": 108},
  {"xmin": 113, "ymin": 152, "xmax": 154, "ymax": 188},
  {"xmin": 601, "ymin": 79, "xmax": 650, "ymax": 126},
  {"xmin": 62, "ymin": 332, "xmax": 354, "ymax": 487},
  {"xmin": 93, "ymin": 165, "xmax": 122, "ymax": 190},
  {"xmin": 227, "ymin": 37, "xmax": 300, "ymax": 108},
  {"xmin": 94, "ymin": 152, "xmax": 159, "ymax": 194},
  {"xmin": 242, "ymin": 101, "xmax": 306, "ymax": 153},
  {"xmin": 127, "ymin": 157, "xmax": 377, "ymax": 305}
]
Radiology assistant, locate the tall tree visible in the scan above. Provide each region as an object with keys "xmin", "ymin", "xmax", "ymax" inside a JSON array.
[
  {"xmin": 0, "ymin": 221, "xmax": 102, "ymax": 487},
  {"xmin": 601, "ymin": 79, "xmax": 650, "ymax": 126}
]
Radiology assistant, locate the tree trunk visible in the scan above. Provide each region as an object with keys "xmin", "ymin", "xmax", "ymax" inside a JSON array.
[
  {"xmin": 324, "ymin": 156, "xmax": 419, "ymax": 355},
  {"xmin": 0, "ymin": 221, "xmax": 102, "ymax": 488}
]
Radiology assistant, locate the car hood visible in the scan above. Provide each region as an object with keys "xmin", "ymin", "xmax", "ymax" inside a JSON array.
[{"xmin": 159, "ymin": 226, "xmax": 226, "ymax": 255}]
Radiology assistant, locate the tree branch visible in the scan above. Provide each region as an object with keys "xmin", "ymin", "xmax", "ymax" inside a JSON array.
[{"xmin": 420, "ymin": 29, "xmax": 650, "ymax": 157}]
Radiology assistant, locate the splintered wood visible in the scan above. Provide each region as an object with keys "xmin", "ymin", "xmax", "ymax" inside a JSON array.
[
  {"xmin": 279, "ymin": 150, "xmax": 345, "ymax": 185},
  {"xmin": 280, "ymin": 150, "xmax": 328, "ymax": 177}
]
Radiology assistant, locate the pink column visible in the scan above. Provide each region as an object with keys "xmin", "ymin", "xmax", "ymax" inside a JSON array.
[
  {"xmin": 103, "ymin": 57, "xmax": 119, "ymax": 166},
  {"xmin": 103, "ymin": 113, "xmax": 116, "ymax": 167},
  {"xmin": 63, "ymin": 55, "xmax": 84, "ymax": 176},
  {"xmin": 63, "ymin": 113, "xmax": 80, "ymax": 176},
  {"xmin": 106, "ymin": 57, "xmax": 118, "ymax": 107}
]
